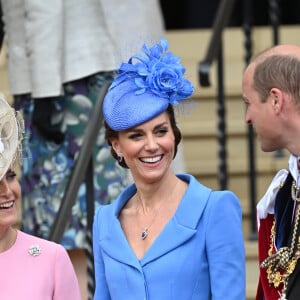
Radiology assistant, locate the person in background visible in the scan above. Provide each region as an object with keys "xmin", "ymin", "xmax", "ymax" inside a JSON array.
[
  {"xmin": 0, "ymin": 1, "xmax": 176, "ymax": 297},
  {"xmin": 0, "ymin": 95, "xmax": 81, "ymax": 299},
  {"xmin": 0, "ymin": 0, "xmax": 165, "ymax": 249},
  {"xmin": 242, "ymin": 44, "xmax": 300, "ymax": 300},
  {"xmin": 93, "ymin": 38, "xmax": 245, "ymax": 300}
]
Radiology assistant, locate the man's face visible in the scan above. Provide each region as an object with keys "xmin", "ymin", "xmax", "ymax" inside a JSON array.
[{"xmin": 242, "ymin": 64, "xmax": 282, "ymax": 152}]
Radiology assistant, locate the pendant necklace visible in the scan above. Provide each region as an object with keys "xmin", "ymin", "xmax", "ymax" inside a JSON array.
[
  {"xmin": 135, "ymin": 180, "xmax": 178, "ymax": 240},
  {"xmin": 135, "ymin": 195, "xmax": 166, "ymax": 240}
]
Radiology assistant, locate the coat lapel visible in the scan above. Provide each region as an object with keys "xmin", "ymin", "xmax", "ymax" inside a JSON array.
[
  {"xmin": 141, "ymin": 174, "xmax": 212, "ymax": 266},
  {"xmin": 99, "ymin": 174, "xmax": 212, "ymax": 270},
  {"xmin": 99, "ymin": 185, "xmax": 142, "ymax": 270}
]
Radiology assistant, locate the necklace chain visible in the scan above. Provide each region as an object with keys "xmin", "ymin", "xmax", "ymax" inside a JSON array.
[
  {"xmin": 135, "ymin": 180, "xmax": 179, "ymax": 240},
  {"xmin": 135, "ymin": 199, "xmax": 164, "ymax": 240}
]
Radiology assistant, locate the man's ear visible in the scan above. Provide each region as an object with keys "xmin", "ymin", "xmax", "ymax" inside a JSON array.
[{"xmin": 269, "ymin": 87, "xmax": 284, "ymax": 113}]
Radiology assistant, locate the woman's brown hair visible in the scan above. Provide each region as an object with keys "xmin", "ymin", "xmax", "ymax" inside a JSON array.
[{"xmin": 104, "ymin": 104, "xmax": 182, "ymax": 168}]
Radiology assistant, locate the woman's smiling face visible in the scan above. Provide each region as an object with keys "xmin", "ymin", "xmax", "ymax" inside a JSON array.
[
  {"xmin": 111, "ymin": 111, "xmax": 175, "ymax": 183},
  {"xmin": 0, "ymin": 168, "xmax": 21, "ymax": 229}
]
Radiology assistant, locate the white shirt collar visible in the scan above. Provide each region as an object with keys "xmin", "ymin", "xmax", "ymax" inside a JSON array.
[{"xmin": 256, "ymin": 154, "xmax": 300, "ymax": 229}]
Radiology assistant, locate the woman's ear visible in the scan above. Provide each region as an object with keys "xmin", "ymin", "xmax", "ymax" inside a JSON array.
[{"xmin": 110, "ymin": 138, "xmax": 121, "ymax": 155}]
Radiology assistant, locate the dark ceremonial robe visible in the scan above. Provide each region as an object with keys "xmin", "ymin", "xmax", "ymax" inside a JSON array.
[
  {"xmin": 256, "ymin": 214, "xmax": 280, "ymax": 300},
  {"xmin": 287, "ymin": 261, "xmax": 300, "ymax": 299},
  {"xmin": 256, "ymin": 173, "xmax": 300, "ymax": 300}
]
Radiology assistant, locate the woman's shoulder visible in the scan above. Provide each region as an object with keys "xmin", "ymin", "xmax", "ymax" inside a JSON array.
[
  {"xmin": 179, "ymin": 173, "xmax": 212, "ymax": 194},
  {"xmin": 182, "ymin": 173, "xmax": 238, "ymax": 197},
  {"xmin": 180, "ymin": 173, "xmax": 240, "ymax": 208}
]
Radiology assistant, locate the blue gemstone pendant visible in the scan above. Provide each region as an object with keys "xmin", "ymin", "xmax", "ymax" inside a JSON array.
[{"xmin": 141, "ymin": 229, "xmax": 148, "ymax": 240}]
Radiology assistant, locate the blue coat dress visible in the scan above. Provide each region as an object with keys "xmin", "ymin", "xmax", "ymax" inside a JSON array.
[{"xmin": 93, "ymin": 174, "xmax": 245, "ymax": 299}]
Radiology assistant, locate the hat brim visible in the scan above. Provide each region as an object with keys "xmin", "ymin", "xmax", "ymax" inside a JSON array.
[{"xmin": 0, "ymin": 98, "xmax": 19, "ymax": 180}]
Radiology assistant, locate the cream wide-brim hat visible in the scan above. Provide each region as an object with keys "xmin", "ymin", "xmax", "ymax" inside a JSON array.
[{"xmin": 0, "ymin": 96, "xmax": 20, "ymax": 180}]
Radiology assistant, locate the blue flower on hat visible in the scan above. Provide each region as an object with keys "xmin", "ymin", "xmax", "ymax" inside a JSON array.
[
  {"xmin": 110, "ymin": 38, "xmax": 194, "ymax": 104},
  {"xmin": 103, "ymin": 38, "xmax": 195, "ymax": 131}
]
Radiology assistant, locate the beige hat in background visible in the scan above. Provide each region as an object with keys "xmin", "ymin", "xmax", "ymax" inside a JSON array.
[{"xmin": 0, "ymin": 95, "xmax": 23, "ymax": 180}]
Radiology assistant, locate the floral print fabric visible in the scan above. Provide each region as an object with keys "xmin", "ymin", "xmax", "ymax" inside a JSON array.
[{"xmin": 14, "ymin": 72, "xmax": 128, "ymax": 249}]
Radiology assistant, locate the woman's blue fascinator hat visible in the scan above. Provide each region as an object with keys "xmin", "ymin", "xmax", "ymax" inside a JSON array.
[{"xmin": 103, "ymin": 38, "xmax": 194, "ymax": 131}]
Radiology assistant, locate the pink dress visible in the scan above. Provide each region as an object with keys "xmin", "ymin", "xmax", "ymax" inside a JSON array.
[{"xmin": 0, "ymin": 230, "xmax": 81, "ymax": 299}]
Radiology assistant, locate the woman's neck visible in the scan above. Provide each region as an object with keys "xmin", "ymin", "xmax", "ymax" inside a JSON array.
[{"xmin": 134, "ymin": 173, "xmax": 182, "ymax": 211}]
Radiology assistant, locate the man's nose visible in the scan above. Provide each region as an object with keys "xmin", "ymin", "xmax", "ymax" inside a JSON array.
[{"xmin": 245, "ymin": 111, "xmax": 252, "ymax": 125}]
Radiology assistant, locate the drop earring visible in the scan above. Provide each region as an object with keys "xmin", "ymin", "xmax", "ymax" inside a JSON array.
[{"xmin": 117, "ymin": 154, "xmax": 123, "ymax": 163}]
